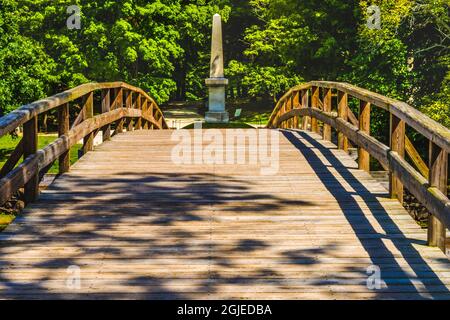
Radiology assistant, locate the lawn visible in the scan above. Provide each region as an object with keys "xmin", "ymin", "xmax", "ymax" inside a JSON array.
[
  {"xmin": 0, "ymin": 133, "xmax": 82, "ymax": 174},
  {"xmin": 183, "ymin": 122, "xmax": 254, "ymax": 129}
]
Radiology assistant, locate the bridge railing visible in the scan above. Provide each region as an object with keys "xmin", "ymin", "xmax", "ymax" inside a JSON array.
[
  {"xmin": 267, "ymin": 81, "xmax": 450, "ymax": 252},
  {"xmin": 0, "ymin": 82, "xmax": 168, "ymax": 206}
]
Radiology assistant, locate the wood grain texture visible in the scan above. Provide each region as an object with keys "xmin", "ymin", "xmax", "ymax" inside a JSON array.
[{"xmin": 1, "ymin": 129, "xmax": 448, "ymax": 300}]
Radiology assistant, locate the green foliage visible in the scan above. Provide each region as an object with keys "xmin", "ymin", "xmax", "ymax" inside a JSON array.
[{"xmin": 0, "ymin": 0, "xmax": 448, "ymax": 133}]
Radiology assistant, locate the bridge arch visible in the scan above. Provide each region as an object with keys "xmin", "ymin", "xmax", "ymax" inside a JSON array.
[
  {"xmin": 0, "ymin": 82, "xmax": 168, "ymax": 206},
  {"xmin": 267, "ymin": 81, "xmax": 450, "ymax": 251}
]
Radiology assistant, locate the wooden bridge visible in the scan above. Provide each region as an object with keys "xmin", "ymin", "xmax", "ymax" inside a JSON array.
[{"xmin": 0, "ymin": 82, "xmax": 449, "ymax": 299}]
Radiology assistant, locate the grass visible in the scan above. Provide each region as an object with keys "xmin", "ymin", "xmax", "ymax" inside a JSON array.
[
  {"xmin": 0, "ymin": 214, "xmax": 15, "ymax": 231},
  {"xmin": 182, "ymin": 122, "xmax": 254, "ymax": 129},
  {"xmin": 0, "ymin": 133, "xmax": 82, "ymax": 174},
  {"xmin": 226, "ymin": 97, "xmax": 274, "ymax": 126}
]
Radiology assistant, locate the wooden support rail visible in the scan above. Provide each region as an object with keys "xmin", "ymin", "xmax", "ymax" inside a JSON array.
[
  {"xmin": 0, "ymin": 82, "xmax": 168, "ymax": 207},
  {"xmin": 267, "ymin": 81, "xmax": 450, "ymax": 253}
]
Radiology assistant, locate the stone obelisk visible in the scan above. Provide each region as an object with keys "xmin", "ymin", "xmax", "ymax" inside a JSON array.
[{"xmin": 205, "ymin": 14, "xmax": 229, "ymax": 123}]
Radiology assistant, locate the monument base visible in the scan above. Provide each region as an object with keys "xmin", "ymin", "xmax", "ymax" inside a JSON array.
[{"xmin": 205, "ymin": 111, "xmax": 229, "ymax": 123}]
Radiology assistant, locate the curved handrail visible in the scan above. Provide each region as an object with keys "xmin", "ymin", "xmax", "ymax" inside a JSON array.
[
  {"xmin": 267, "ymin": 81, "xmax": 450, "ymax": 250},
  {"xmin": 0, "ymin": 82, "xmax": 167, "ymax": 137},
  {"xmin": 0, "ymin": 82, "xmax": 168, "ymax": 206},
  {"xmin": 268, "ymin": 81, "xmax": 450, "ymax": 153}
]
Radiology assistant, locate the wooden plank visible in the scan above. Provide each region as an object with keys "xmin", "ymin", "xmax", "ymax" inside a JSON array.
[
  {"xmin": 58, "ymin": 103, "xmax": 70, "ymax": 174},
  {"xmin": 358, "ymin": 101, "xmax": 370, "ymax": 172},
  {"xmin": 1, "ymin": 129, "xmax": 449, "ymax": 299},
  {"xmin": 389, "ymin": 114, "xmax": 405, "ymax": 203}
]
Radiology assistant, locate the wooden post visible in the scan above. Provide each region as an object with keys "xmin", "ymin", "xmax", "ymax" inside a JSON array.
[
  {"xmin": 337, "ymin": 91, "xmax": 348, "ymax": 151},
  {"xmin": 280, "ymin": 102, "xmax": 286, "ymax": 129},
  {"xmin": 23, "ymin": 116, "xmax": 39, "ymax": 203},
  {"xmin": 82, "ymin": 92, "xmax": 94, "ymax": 154},
  {"xmin": 135, "ymin": 95, "xmax": 142, "ymax": 130},
  {"xmin": 126, "ymin": 91, "xmax": 133, "ymax": 131},
  {"xmin": 358, "ymin": 100, "xmax": 370, "ymax": 171},
  {"xmin": 311, "ymin": 87, "xmax": 319, "ymax": 133},
  {"xmin": 58, "ymin": 103, "xmax": 70, "ymax": 174},
  {"xmin": 115, "ymin": 88, "xmax": 124, "ymax": 134},
  {"xmin": 101, "ymin": 89, "xmax": 111, "ymax": 141},
  {"xmin": 427, "ymin": 141, "xmax": 448, "ymax": 252},
  {"xmin": 389, "ymin": 114, "xmax": 405, "ymax": 203},
  {"xmin": 301, "ymin": 89, "xmax": 310, "ymax": 130},
  {"xmin": 292, "ymin": 91, "xmax": 300, "ymax": 129},
  {"xmin": 144, "ymin": 101, "xmax": 152, "ymax": 130},
  {"xmin": 323, "ymin": 88, "xmax": 332, "ymax": 141}
]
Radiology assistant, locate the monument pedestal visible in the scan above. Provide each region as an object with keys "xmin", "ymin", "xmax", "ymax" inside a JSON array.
[
  {"xmin": 205, "ymin": 111, "xmax": 229, "ymax": 123},
  {"xmin": 205, "ymin": 77, "xmax": 229, "ymax": 123}
]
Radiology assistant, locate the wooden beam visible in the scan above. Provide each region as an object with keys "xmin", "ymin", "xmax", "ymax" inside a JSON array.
[
  {"xmin": 427, "ymin": 141, "xmax": 448, "ymax": 252},
  {"xmin": 82, "ymin": 92, "xmax": 94, "ymax": 155},
  {"xmin": 323, "ymin": 88, "xmax": 332, "ymax": 141},
  {"xmin": 58, "ymin": 103, "xmax": 70, "ymax": 174},
  {"xmin": 405, "ymin": 136, "xmax": 429, "ymax": 179},
  {"xmin": 337, "ymin": 92, "xmax": 348, "ymax": 151},
  {"xmin": 389, "ymin": 114, "xmax": 405, "ymax": 203},
  {"xmin": 23, "ymin": 116, "xmax": 39, "ymax": 204},
  {"xmin": 0, "ymin": 138, "xmax": 24, "ymax": 179},
  {"xmin": 358, "ymin": 101, "xmax": 370, "ymax": 172}
]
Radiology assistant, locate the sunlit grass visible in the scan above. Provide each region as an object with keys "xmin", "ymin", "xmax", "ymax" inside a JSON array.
[{"xmin": 0, "ymin": 133, "xmax": 82, "ymax": 174}]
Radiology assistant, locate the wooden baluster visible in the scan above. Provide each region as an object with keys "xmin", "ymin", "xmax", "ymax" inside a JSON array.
[
  {"xmin": 101, "ymin": 89, "xmax": 111, "ymax": 141},
  {"xmin": 158, "ymin": 111, "xmax": 163, "ymax": 128},
  {"xmin": 135, "ymin": 95, "xmax": 142, "ymax": 130},
  {"xmin": 58, "ymin": 103, "xmax": 70, "ymax": 174},
  {"xmin": 292, "ymin": 91, "xmax": 300, "ymax": 129},
  {"xmin": 358, "ymin": 101, "xmax": 370, "ymax": 171},
  {"xmin": 427, "ymin": 142, "xmax": 448, "ymax": 252},
  {"xmin": 286, "ymin": 96, "xmax": 292, "ymax": 128},
  {"xmin": 389, "ymin": 114, "xmax": 405, "ymax": 203},
  {"xmin": 115, "ymin": 88, "xmax": 124, "ymax": 134},
  {"xmin": 323, "ymin": 88, "xmax": 332, "ymax": 141},
  {"xmin": 144, "ymin": 102, "xmax": 151, "ymax": 129},
  {"xmin": 337, "ymin": 91, "xmax": 348, "ymax": 151},
  {"xmin": 126, "ymin": 91, "xmax": 133, "ymax": 131},
  {"xmin": 82, "ymin": 92, "xmax": 94, "ymax": 155},
  {"xmin": 301, "ymin": 89, "xmax": 310, "ymax": 130},
  {"xmin": 23, "ymin": 116, "xmax": 39, "ymax": 204},
  {"xmin": 311, "ymin": 86, "xmax": 319, "ymax": 133}
]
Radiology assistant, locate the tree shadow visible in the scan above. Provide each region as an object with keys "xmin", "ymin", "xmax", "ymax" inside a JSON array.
[
  {"xmin": 0, "ymin": 169, "xmax": 319, "ymax": 299},
  {"xmin": 282, "ymin": 129, "xmax": 450, "ymax": 299}
]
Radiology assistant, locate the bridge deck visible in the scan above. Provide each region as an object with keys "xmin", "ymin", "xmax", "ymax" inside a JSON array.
[{"xmin": 0, "ymin": 129, "xmax": 449, "ymax": 299}]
